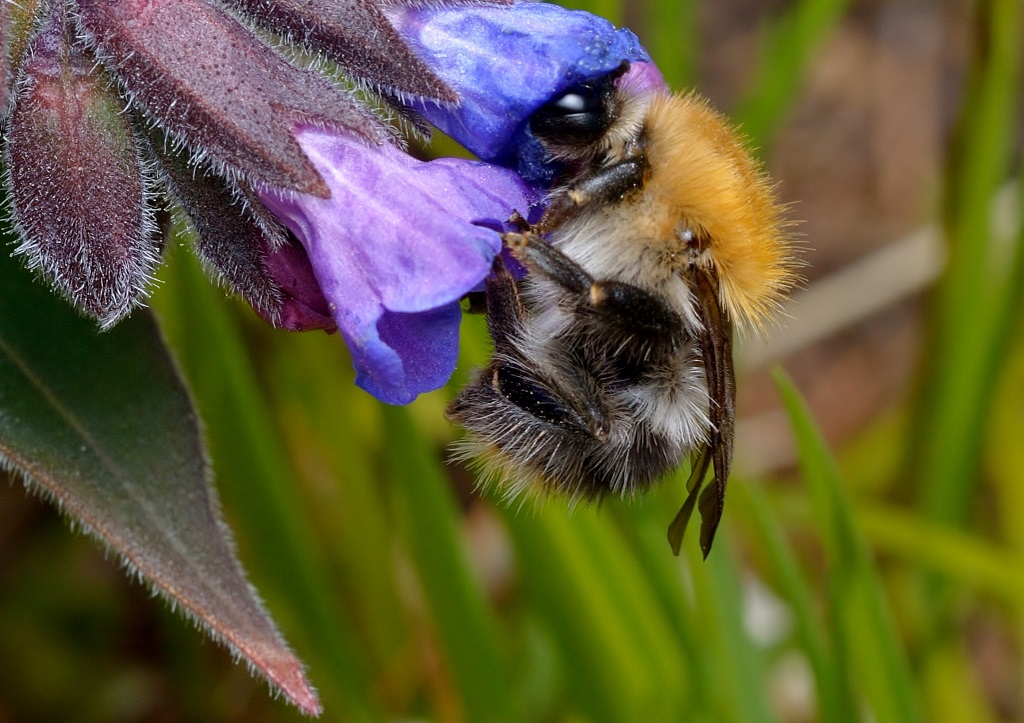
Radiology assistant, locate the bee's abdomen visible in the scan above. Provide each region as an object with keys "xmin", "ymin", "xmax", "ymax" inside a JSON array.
[{"xmin": 447, "ymin": 361, "xmax": 686, "ymax": 499}]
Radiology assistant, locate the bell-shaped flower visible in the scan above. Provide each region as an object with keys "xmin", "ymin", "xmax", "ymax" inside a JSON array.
[
  {"xmin": 387, "ymin": 1, "xmax": 659, "ymax": 181},
  {"xmin": 258, "ymin": 126, "xmax": 540, "ymax": 404}
]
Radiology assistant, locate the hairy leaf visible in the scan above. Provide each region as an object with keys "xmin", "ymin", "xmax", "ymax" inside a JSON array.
[
  {"xmin": 6, "ymin": 5, "xmax": 156, "ymax": 328},
  {"xmin": 0, "ymin": 0, "xmax": 9, "ymax": 116},
  {"xmin": 75, "ymin": 0, "xmax": 389, "ymax": 197},
  {"xmin": 228, "ymin": 0, "xmax": 457, "ymax": 101},
  {"xmin": 0, "ymin": 246, "xmax": 320, "ymax": 714}
]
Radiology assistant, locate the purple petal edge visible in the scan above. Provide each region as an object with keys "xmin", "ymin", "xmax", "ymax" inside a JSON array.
[{"xmin": 258, "ymin": 127, "xmax": 540, "ymax": 404}]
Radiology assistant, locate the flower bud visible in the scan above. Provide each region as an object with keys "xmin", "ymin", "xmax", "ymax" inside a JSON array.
[{"xmin": 6, "ymin": 6, "xmax": 156, "ymax": 328}]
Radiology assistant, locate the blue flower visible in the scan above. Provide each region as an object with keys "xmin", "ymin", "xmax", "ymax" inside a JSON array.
[
  {"xmin": 388, "ymin": 1, "xmax": 653, "ymax": 182},
  {"xmin": 259, "ymin": 126, "xmax": 540, "ymax": 404}
]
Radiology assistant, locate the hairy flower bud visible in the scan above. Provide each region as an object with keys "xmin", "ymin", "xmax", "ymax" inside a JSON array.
[
  {"xmin": 225, "ymin": 0, "xmax": 459, "ymax": 102},
  {"xmin": 6, "ymin": 6, "xmax": 156, "ymax": 328}
]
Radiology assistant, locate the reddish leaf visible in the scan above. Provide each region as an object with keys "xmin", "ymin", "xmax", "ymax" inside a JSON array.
[
  {"xmin": 0, "ymin": 0, "xmax": 9, "ymax": 115},
  {"xmin": 228, "ymin": 0, "xmax": 458, "ymax": 101},
  {"xmin": 75, "ymin": 0, "xmax": 389, "ymax": 197}
]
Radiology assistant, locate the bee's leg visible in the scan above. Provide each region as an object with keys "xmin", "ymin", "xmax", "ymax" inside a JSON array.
[
  {"xmin": 506, "ymin": 232, "xmax": 685, "ymax": 346},
  {"xmin": 537, "ymin": 157, "xmax": 647, "ymax": 232},
  {"xmin": 450, "ymin": 253, "xmax": 610, "ymax": 439},
  {"xmin": 481, "ymin": 255, "xmax": 527, "ymax": 357},
  {"xmin": 506, "ymin": 210, "xmax": 533, "ymax": 233},
  {"xmin": 586, "ymin": 280, "xmax": 686, "ymax": 338},
  {"xmin": 503, "ymin": 230, "xmax": 592, "ymax": 295}
]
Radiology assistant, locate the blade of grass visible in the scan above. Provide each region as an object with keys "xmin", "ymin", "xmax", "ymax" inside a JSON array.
[
  {"xmin": 921, "ymin": 643, "xmax": 999, "ymax": 723},
  {"xmin": 383, "ymin": 406, "xmax": 517, "ymax": 723},
  {"xmin": 684, "ymin": 532, "xmax": 780, "ymax": 723},
  {"xmin": 988, "ymin": 339, "xmax": 1024, "ymax": 553},
  {"xmin": 907, "ymin": 0, "xmax": 1023, "ymax": 529},
  {"xmin": 611, "ymin": 484, "xmax": 718, "ymax": 718},
  {"xmin": 503, "ymin": 506, "xmax": 679, "ymax": 723},
  {"xmin": 617, "ymin": 477, "xmax": 780, "ymax": 723},
  {"xmin": 638, "ymin": 0, "xmax": 698, "ymax": 89},
  {"xmin": 734, "ymin": 483, "xmax": 858, "ymax": 723},
  {"xmin": 557, "ymin": 0, "xmax": 622, "ymax": 25},
  {"xmin": 565, "ymin": 503, "xmax": 690, "ymax": 719},
  {"xmin": 263, "ymin": 332, "xmax": 411, "ymax": 681},
  {"xmin": 772, "ymin": 489, "xmax": 1024, "ymax": 611},
  {"xmin": 732, "ymin": 0, "xmax": 851, "ymax": 147},
  {"xmin": 776, "ymin": 368, "xmax": 922, "ymax": 723}
]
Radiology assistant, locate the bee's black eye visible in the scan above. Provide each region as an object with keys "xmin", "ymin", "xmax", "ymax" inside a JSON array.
[
  {"xmin": 530, "ymin": 67, "xmax": 623, "ymax": 149},
  {"xmin": 543, "ymin": 86, "xmax": 603, "ymax": 116}
]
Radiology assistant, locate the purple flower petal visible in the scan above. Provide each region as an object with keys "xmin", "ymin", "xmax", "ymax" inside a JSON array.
[
  {"xmin": 258, "ymin": 127, "xmax": 540, "ymax": 404},
  {"xmin": 387, "ymin": 1, "xmax": 651, "ymax": 180},
  {"xmin": 260, "ymin": 237, "xmax": 337, "ymax": 332}
]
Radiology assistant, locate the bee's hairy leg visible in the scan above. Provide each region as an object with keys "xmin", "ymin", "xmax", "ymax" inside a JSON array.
[
  {"xmin": 506, "ymin": 209, "xmax": 533, "ymax": 233},
  {"xmin": 507, "ymin": 233, "xmax": 684, "ymax": 343},
  {"xmin": 537, "ymin": 157, "xmax": 647, "ymax": 232},
  {"xmin": 587, "ymin": 279, "xmax": 686, "ymax": 342},
  {"xmin": 503, "ymin": 230, "xmax": 592, "ymax": 295},
  {"xmin": 482, "ymin": 254, "xmax": 527, "ymax": 357}
]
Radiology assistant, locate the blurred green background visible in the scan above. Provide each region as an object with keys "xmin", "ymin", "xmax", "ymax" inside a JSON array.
[{"xmin": 2, "ymin": 0, "xmax": 1023, "ymax": 720}]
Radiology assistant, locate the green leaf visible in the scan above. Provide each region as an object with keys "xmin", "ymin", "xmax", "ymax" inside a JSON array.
[
  {"xmin": 152, "ymin": 243, "xmax": 373, "ymax": 718},
  {"xmin": 0, "ymin": 249, "xmax": 319, "ymax": 714},
  {"xmin": 736, "ymin": 483, "xmax": 858, "ymax": 723}
]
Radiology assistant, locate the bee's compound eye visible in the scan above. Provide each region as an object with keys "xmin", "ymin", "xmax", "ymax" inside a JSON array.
[
  {"xmin": 543, "ymin": 86, "xmax": 603, "ymax": 116},
  {"xmin": 530, "ymin": 76, "xmax": 617, "ymax": 149}
]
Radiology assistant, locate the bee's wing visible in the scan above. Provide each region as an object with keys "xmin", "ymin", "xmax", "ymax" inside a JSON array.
[
  {"xmin": 667, "ymin": 265, "xmax": 736, "ymax": 558},
  {"xmin": 667, "ymin": 442, "xmax": 711, "ymax": 555}
]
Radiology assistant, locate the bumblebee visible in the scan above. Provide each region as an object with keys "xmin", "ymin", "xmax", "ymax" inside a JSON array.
[{"xmin": 447, "ymin": 62, "xmax": 794, "ymax": 557}]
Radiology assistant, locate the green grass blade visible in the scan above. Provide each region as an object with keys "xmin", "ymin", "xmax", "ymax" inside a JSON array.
[
  {"xmin": 908, "ymin": 0, "xmax": 1023, "ymax": 529},
  {"xmin": 736, "ymin": 483, "xmax": 858, "ymax": 723},
  {"xmin": 641, "ymin": 0, "xmax": 698, "ymax": 89},
  {"xmin": 557, "ymin": 0, "xmax": 622, "ymax": 25},
  {"xmin": 612, "ymin": 488, "xmax": 717, "ymax": 717},
  {"xmin": 262, "ymin": 332, "xmax": 410, "ymax": 680},
  {"xmin": 503, "ymin": 506, "xmax": 685, "ymax": 723},
  {"xmin": 775, "ymin": 369, "xmax": 922, "ymax": 723},
  {"xmin": 692, "ymin": 535, "xmax": 780, "ymax": 723},
  {"xmin": 383, "ymin": 407, "xmax": 516, "ymax": 723},
  {"xmin": 731, "ymin": 0, "xmax": 851, "ymax": 147}
]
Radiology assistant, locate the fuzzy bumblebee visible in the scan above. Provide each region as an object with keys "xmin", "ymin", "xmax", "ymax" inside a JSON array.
[{"xmin": 447, "ymin": 62, "xmax": 795, "ymax": 557}]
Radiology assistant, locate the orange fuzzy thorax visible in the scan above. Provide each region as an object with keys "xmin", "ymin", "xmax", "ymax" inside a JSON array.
[{"xmin": 644, "ymin": 92, "xmax": 795, "ymax": 329}]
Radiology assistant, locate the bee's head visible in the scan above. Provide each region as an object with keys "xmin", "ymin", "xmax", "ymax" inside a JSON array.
[{"xmin": 529, "ymin": 61, "xmax": 631, "ymax": 160}]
